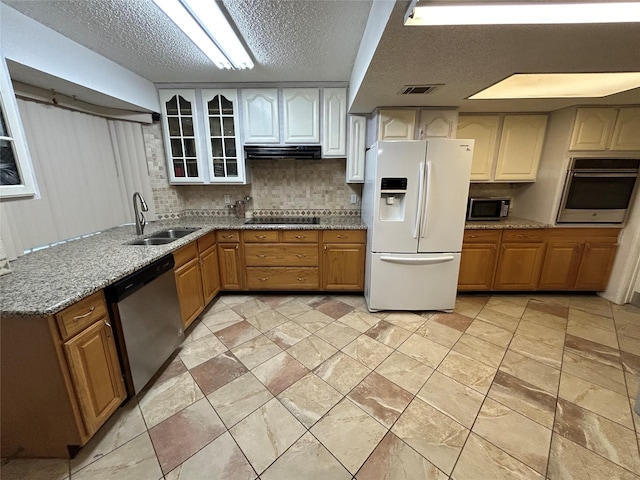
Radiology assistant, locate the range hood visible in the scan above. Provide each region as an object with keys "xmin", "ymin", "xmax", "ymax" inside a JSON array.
[{"xmin": 244, "ymin": 145, "xmax": 321, "ymax": 160}]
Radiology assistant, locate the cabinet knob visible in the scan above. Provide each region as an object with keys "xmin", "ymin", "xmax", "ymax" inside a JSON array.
[
  {"xmin": 259, "ymin": 277, "xmax": 268, "ymax": 281},
  {"xmin": 295, "ymin": 235, "xmax": 305, "ymax": 239},
  {"xmin": 257, "ymin": 254, "xmax": 267, "ymax": 258},
  {"xmin": 296, "ymin": 254, "xmax": 306, "ymax": 258},
  {"xmin": 256, "ymin": 235, "xmax": 267, "ymax": 239},
  {"xmin": 73, "ymin": 307, "xmax": 95, "ymax": 321},
  {"xmin": 297, "ymin": 277, "xmax": 306, "ymax": 281},
  {"xmin": 337, "ymin": 235, "xmax": 348, "ymax": 239}
]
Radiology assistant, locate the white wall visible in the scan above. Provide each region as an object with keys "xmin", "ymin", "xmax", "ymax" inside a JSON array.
[{"xmin": 0, "ymin": 4, "xmax": 159, "ymax": 112}]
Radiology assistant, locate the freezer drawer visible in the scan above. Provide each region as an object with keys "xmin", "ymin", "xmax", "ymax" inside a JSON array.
[{"xmin": 365, "ymin": 252, "xmax": 461, "ymax": 311}]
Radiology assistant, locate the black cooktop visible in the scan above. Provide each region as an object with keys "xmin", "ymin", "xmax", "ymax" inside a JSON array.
[{"xmin": 244, "ymin": 216, "xmax": 320, "ymax": 225}]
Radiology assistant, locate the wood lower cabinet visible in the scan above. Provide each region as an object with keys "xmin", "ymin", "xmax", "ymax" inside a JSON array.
[
  {"xmin": 537, "ymin": 242, "xmax": 582, "ymax": 290},
  {"xmin": 217, "ymin": 230, "xmax": 244, "ymax": 290},
  {"xmin": 198, "ymin": 233, "xmax": 220, "ymax": 304},
  {"xmin": 174, "ymin": 242, "xmax": 205, "ymax": 329},
  {"xmin": 494, "ymin": 242, "xmax": 546, "ymax": 290},
  {"xmin": 458, "ymin": 230, "xmax": 500, "ymax": 291},
  {"xmin": 321, "ymin": 230, "xmax": 366, "ymax": 291}
]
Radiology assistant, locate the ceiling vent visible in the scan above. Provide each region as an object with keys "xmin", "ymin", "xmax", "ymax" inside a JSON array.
[{"xmin": 399, "ymin": 84, "xmax": 442, "ymax": 95}]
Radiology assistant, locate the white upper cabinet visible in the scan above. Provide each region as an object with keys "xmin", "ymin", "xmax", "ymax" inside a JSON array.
[
  {"xmin": 283, "ymin": 88, "xmax": 319, "ymax": 144},
  {"xmin": 494, "ymin": 115, "xmax": 548, "ymax": 181},
  {"xmin": 457, "ymin": 115, "xmax": 500, "ymax": 181},
  {"xmin": 322, "ymin": 88, "xmax": 347, "ymax": 157},
  {"xmin": 570, "ymin": 107, "xmax": 640, "ymax": 151},
  {"xmin": 418, "ymin": 110, "xmax": 458, "ymax": 139},
  {"xmin": 346, "ymin": 115, "xmax": 366, "ymax": 183},
  {"xmin": 378, "ymin": 110, "xmax": 417, "ymax": 141},
  {"xmin": 242, "ymin": 89, "xmax": 279, "ymax": 144}
]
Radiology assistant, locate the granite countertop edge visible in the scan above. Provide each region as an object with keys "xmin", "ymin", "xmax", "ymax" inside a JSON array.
[{"xmin": 465, "ymin": 216, "xmax": 550, "ymax": 229}]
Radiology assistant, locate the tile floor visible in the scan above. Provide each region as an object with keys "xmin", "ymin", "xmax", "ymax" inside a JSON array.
[{"xmin": 3, "ymin": 293, "xmax": 640, "ymax": 479}]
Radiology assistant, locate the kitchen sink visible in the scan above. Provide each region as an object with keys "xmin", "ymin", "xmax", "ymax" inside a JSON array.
[
  {"xmin": 126, "ymin": 227, "xmax": 200, "ymax": 245},
  {"xmin": 127, "ymin": 237, "xmax": 176, "ymax": 246},
  {"xmin": 244, "ymin": 216, "xmax": 320, "ymax": 225}
]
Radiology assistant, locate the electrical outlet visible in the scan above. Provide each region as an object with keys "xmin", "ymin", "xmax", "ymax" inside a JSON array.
[
  {"xmin": 350, "ymin": 194, "xmax": 358, "ymax": 204},
  {"xmin": 224, "ymin": 195, "xmax": 231, "ymax": 204}
]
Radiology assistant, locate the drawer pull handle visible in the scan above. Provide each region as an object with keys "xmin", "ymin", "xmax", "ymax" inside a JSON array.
[
  {"xmin": 73, "ymin": 307, "xmax": 95, "ymax": 321},
  {"xmin": 223, "ymin": 235, "xmax": 235, "ymax": 239},
  {"xmin": 295, "ymin": 235, "xmax": 305, "ymax": 239},
  {"xmin": 259, "ymin": 277, "xmax": 268, "ymax": 281},
  {"xmin": 337, "ymin": 235, "xmax": 348, "ymax": 239},
  {"xmin": 297, "ymin": 277, "xmax": 306, "ymax": 281},
  {"xmin": 104, "ymin": 318, "xmax": 112, "ymax": 329},
  {"xmin": 257, "ymin": 254, "xmax": 267, "ymax": 258},
  {"xmin": 256, "ymin": 235, "xmax": 267, "ymax": 239},
  {"xmin": 296, "ymin": 254, "xmax": 306, "ymax": 258}
]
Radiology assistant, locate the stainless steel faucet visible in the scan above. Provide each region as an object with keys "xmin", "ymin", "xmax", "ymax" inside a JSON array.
[{"xmin": 133, "ymin": 192, "xmax": 149, "ymax": 235}]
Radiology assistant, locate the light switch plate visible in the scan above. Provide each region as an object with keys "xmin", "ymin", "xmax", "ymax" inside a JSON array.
[{"xmin": 350, "ymin": 194, "xmax": 358, "ymax": 204}]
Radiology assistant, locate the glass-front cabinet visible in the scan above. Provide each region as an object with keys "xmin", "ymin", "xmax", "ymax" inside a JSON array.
[{"xmin": 158, "ymin": 89, "xmax": 248, "ymax": 185}]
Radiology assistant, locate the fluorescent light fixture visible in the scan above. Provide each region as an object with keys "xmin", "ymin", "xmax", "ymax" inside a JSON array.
[
  {"xmin": 152, "ymin": 0, "xmax": 253, "ymax": 69},
  {"xmin": 405, "ymin": 1, "xmax": 640, "ymax": 25},
  {"xmin": 469, "ymin": 73, "xmax": 640, "ymax": 99}
]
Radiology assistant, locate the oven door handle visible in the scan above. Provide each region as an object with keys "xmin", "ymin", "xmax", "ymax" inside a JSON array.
[{"xmin": 573, "ymin": 172, "xmax": 639, "ymax": 178}]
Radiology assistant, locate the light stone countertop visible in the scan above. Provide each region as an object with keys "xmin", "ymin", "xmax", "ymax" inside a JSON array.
[
  {"xmin": 0, "ymin": 216, "xmax": 365, "ymax": 318},
  {"xmin": 465, "ymin": 216, "xmax": 549, "ymax": 230}
]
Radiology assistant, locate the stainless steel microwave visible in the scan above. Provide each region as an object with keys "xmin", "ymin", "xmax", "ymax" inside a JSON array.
[{"xmin": 467, "ymin": 197, "xmax": 510, "ymax": 221}]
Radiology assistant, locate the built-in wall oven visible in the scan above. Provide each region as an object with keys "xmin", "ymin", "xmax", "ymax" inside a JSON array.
[{"xmin": 557, "ymin": 158, "xmax": 640, "ymax": 224}]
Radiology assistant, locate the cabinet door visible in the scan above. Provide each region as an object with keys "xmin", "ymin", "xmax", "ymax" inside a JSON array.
[
  {"xmin": 494, "ymin": 115, "xmax": 547, "ymax": 181},
  {"xmin": 218, "ymin": 243, "xmax": 243, "ymax": 289},
  {"xmin": 242, "ymin": 89, "xmax": 279, "ymax": 143},
  {"xmin": 202, "ymin": 89, "xmax": 246, "ymax": 184},
  {"xmin": 574, "ymin": 242, "xmax": 618, "ymax": 290},
  {"xmin": 322, "ymin": 243, "xmax": 365, "ymax": 290},
  {"xmin": 159, "ymin": 90, "xmax": 203, "ymax": 184},
  {"xmin": 200, "ymin": 243, "xmax": 220, "ymax": 304},
  {"xmin": 458, "ymin": 243, "xmax": 498, "ymax": 291},
  {"xmin": 493, "ymin": 243, "xmax": 546, "ymax": 290},
  {"xmin": 378, "ymin": 110, "xmax": 417, "ymax": 141},
  {"xmin": 64, "ymin": 319, "xmax": 126, "ymax": 436},
  {"xmin": 175, "ymin": 257, "xmax": 205, "ymax": 329},
  {"xmin": 419, "ymin": 110, "xmax": 458, "ymax": 139},
  {"xmin": 570, "ymin": 108, "xmax": 618, "ymax": 151},
  {"xmin": 456, "ymin": 115, "xmax": 500, "ymax": 181},
  {"xmin": 283, "ymin": 88, "xmax": 319, "ymax": 144},
  {"xmin": 322, "ymin": 88, "xmax": 347, "ymax": 156},
  {"xmin": 538, "ymin": 242, "xmax": 582, "ymax": 290},
  {"xmin": 611, "ymin": 108, "xmax": 640, "ymax": 151},
  {"xmin": 347, "ymin": 115, "xmax": 366, "ymax": 183}
]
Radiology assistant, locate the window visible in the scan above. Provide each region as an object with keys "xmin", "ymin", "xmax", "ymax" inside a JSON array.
[{"xmin": 0, "ymin": 57, "xmax": 37, "ymax": 198}]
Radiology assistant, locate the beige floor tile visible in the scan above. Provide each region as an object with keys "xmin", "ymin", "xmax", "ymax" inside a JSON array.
[
  {"xmin": 201, "ymin": 307, "xmax": 243, "ymax": 333},
  {"xmin": 452, "ymin": 333, "xmax": 506, "ymax": 368},
  {"xmin": 520, "ymin": 307, "xmax": 567, "ymax": 332},
  {"xmin": 472, "ymin": 398, "xmax": 551, "ymax": 475},
  {"xmin": 431, "ymin": 312, "xmax": 475, "ymax": 333},
  {"xmin": 229, "ymin": 398, "xmax": 306, "ymax": 474},
  {"xmin": 476, "ymin": 307, "xmax": 521, "ymax": 332},
  {"xmin": 437, "ymin": 350, "xmax": 497, "ymax": 395},
  {"xmin": 569, "ymin": 307, "xmax": 617, "ymax": 331},
  {"xmin": 415, "ymin": 320, "xmax": 463, "ymax": 348},
  {"xmin": 71, "ymin": 433, "xmax": 162, "ymax": 480},
  {"xmin": 547, "ymin": 433, "xmax": 638, "ymax": 480},
  {"xmin": 277, "ymin": 373, "xmax": 343, "ymax": 428},
  {"xmin": 286, "ymin": 335, "xmax": 338, "ymax": 369},
  {"xmin": 566, "ymin": 321, "xmax": 619, "ymax": 349},
  {"xmin": 336, "ymin": 294, "xmax": 367, "ymax": 308},
  {"xmin": 365, "ymin": 320, "xmax": 413, "ymax": 348},
  {"xmin": 252, "ymin": 351, "xmax": 309, "ymax": 395},
  {"xmin": 261, "ymin": 432, "xmax": 351, "ymax": 480},
  {"xmin": 452, "ymin": 433, "xmax": 544, "ymax": 480},
  {"xmin": 164, "ymin": 432, "xmax": 256, "ymax": 480},
  {"xmin": 499, "ymin": 350, "xmax": 561, "ymax": 394},
  {"xmin": 484, "ymin": 296, "xmax": 527, "ymax": 318},
  {"xmin": 465, "ymin": 319, "xmax": 513, "ymax": 347},
  {"xmin": 391, "ymin": 397, "xmax": 469, "ymax": 475},
  {"xmin": 230, "ymin": 335, "xmax": 283, "ymax": 370},
  {"xmin": 292, "ymin": 309, "xmax": 335, "ymax": 332},
  {"xmin": 343, "ymin": 334, "xmax": 394, "ymax": 369},
  {"xmin": 348, "ymin": 371, "xmax": 413, "ymax": 428},
  {"xmin": 220, "ymin": 294, "xmax": 255, "ymax": 307},
  {"xmin": 516, "ymin": 321, "xmax": 565, "ymax": 349},
  {"xmin": 417, "ymin": 371, "xmax": 484, "ymax": 428},
  {"xmin": 340, "ymin": 309, "xmax": 391, "ymax": 333},
  {"xmin": 1, "ymin": 458, "xmax": 69, "ymax": 480},
  {"xmin": 569, "ymin": 296, "xmax": 613, "ymax": 318},
  {"xmin": 375, "ymin": 350, "xmax": 434, "ymax": 394},
  {"xmin": 274, "ymin": 299, "xmax": 313, "ymax": 319},
  {"xmin": 315, "ymin": 320, "xmax": 361, "ymax": 349},
  {"xmin": 357, "ymin": 431, "xmax": 448, "ymax": 480},
  {"xmin": 616, "ymin": 316, "xmax": 640, "ymax": 342},
  {"xmin": 207, "ymin": 372, "xmax": 273, "ymax": 428},
  {"xmin": 508, "ymin": 334, "xmax": 563, "ymax": 369},
  {"xmin": 311, "ymin": 398, "xmax": 387, "ymax": 474},
  {"xmin": 138, "ymin": 371, "xmax": 203, "ymax": 428},
  {"xmin": 555, "ymin": 398, "xmax": 640, "ymax": 474},
  {"xmin": 619, "ymin": 334, "xmax": 640, "ymax": 356},
  {"xmin": 564, "ymin": 333, "xmax": 621, "ymax": 368},
  {"xmin": 264, "ymin": 321, "xmax": 311, "ymax": 349},
  {"xmin": 397, "ymin": 333, "xmax": 450, "ymax": 368},
  {"xmin": 232, "ymin": 299, "xmax": 271, "ymax": 319},
  {"xmin": 180, "ymin": 321, "xmax": 214, "ymax": 345},
  {"xmin": 245, "ymin": 309, "xmax": 289, "ymax": 332},
  {"xmin": 558, "ymin": 372, "xmax": 634, "ymax": 429},
  {"xmin": 314, "ymin": 352, "xmax": 372, "ymax": 395},
  {"xmin": 488, "ymin": 371, "xmax": 557, "ymax": 428},
  {"xmin": 454, "ymin": 295, "xmax": 490, "ymax": 318},
  {"xmin": 562, "ymin": 349, "xmax": 626, "ymax": 395},
  {"xmin": 384, "ymin": 312, "xmax": 427, "ymax": 332},
  {"xmin": 214, "ymin": 320, "xmax": 262, "ymax": 349}
]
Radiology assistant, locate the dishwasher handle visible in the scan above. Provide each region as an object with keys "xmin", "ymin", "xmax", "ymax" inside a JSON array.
[{"xmin": 105, "ymin": 254, "xmax": 175, "ymax": 303}]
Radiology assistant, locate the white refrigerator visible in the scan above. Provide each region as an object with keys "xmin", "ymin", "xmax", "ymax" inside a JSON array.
[{"xmin": 362, "ymin": 139, "xmax": 473, "ymax": 312}]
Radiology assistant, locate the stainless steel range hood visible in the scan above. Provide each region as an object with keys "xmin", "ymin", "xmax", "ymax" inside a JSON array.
[{"xmin": 244, "ymin": 145, "xmax": 321, "ymax": 160}]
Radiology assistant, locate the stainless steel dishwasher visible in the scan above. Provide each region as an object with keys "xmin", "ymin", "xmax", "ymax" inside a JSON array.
[{"xmin": 105, "ymin": 254, "xmax": 184, "ymax": 395}]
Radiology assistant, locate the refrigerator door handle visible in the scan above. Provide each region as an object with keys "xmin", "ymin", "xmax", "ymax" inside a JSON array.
[
  {"xmin": 380, "ymin": 254, "xmax": 455, "ymax": 265},
  {"xmin": 420, "ymin": 160, "xmax": 432, "ymax": 239},
  {"xmin": 414, "ymin": 162, "xmax": 426, "ymax": 239}
]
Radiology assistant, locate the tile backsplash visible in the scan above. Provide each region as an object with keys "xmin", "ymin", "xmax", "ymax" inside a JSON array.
[{"xmin": 143, "ymin": 123, "xmax": 361, "ymax": 219}]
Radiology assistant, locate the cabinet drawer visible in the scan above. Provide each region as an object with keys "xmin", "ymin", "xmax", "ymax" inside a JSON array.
[
  {"xmin": 246, "ymin": 267, "xmax": 319, "ymax": 289},
  {"xmin": 243, "ymin": 230, "xmax": 280, "ymax": 243},
  {"xmin": 173, "ymin": 241, "xmax": 198, "ymax": 268},
  {"xmin": 502, "ymin": 229, "xmax": 546, "ymax": 243},
  {"xmin": 245, "ymin": 245, "xmax": 318, "ymax": 266},
  {"xmin": 281, "ymin": 230, "xmax": 319, "ymax": 243},
  {"xmin": 463, "ymin": 230, "xmax": 501, "ymax": 243},
  {"xmin": 323, "ymin": 230, "xmax": 366, "ymax": 243},
  {"xmin": 197, "ymin": 232, "xmax": 216, "ymax": 252},
  {"xmin": 216, "ymin": 230, "xmax": 240, "ymax": 243},
  {"xmin": 56, "ymin": 291, "xmax": 108, "ymax": 341}
]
